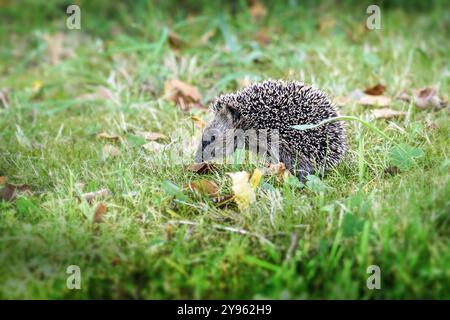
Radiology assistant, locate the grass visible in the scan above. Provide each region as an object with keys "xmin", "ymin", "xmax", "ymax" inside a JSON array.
[{"xmin": 0, "ymin": 1, "xmax": 449, "ymax": 299}]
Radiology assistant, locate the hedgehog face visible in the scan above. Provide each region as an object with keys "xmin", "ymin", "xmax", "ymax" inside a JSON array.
[{"xmin": 194, "ymin": 106, "xmax": 238, "ymax": 163}]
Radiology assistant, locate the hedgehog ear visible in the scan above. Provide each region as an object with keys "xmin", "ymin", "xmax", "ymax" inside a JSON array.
[{"xmin": 225, "ymin": 104, "xmax": 240, "ymax": 122}]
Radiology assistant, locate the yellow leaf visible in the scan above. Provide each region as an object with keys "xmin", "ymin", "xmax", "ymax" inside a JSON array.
[
  {"xmin": 31, "ymin": 80, "xmax": 43, "ymax": 93},
  {"xmin": 227, "ymin": 171, "xmax": 255, "ymax": 211},
  {"xmin": 249, "ymin": 168, "xmax": 262, "ymax": 188},
  {"xmin": 191, "ymin": 115, "xmax": 206, "ymax": 129}
]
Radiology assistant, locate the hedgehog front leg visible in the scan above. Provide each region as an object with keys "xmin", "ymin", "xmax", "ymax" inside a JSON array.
[{"xmin": 279, "ymin": 146, "xmax": 314, "ymax": 183}]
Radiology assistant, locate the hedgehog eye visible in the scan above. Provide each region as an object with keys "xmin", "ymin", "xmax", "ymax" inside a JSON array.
[{"xmin": 202, "ymin": 135, "xmax": 215, "ymax": 150}]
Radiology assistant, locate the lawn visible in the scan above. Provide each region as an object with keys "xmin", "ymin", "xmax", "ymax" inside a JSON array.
[{"xmin": 0, "ymin": 0, "xmax": 449, "ymax": 299}]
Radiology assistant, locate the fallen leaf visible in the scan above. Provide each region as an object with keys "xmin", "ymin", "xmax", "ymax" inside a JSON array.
[
  {"xmin": 248, "ymin": 0, "xmax": 267, "ymax": 20},
  {"xmin": 96, "ymin": 132, "xmax": 121, "ymax": 141},
  {"xmin": 249, "ymin": 168, "xmax": 263, "ymax": 188},
  {"xmin": 186, "ymin": 179, "xmax": 219, "ymax": 196},
  {"xmin": 187, "ymin": 162, "xmax": 216, "ymax": 174},
  {"xmin": 83, "ymin": 188, "xmax": 109, "ymax": 205},
  {"xmin": 372, "ymin": 108, "xmax": 406, "ymax": 119},
  {"xmin": 0, "ymin": 183, "xmax": 32, "ymax": 202},
  {"xmin": 102, "ymin": 145, "xmax": 120, "ymax": 160},
  {"xmin": 191, "ymin": 116, "xmax": 206, "ymax": 129},
  {"xmin": 396, "ymin": 91, "xmax": 411, "ymax": 102},
  {"xmin": 413, "ymin": 87, "xmax": 448, "ymax": 109},
  {"xmin": 261, "ymin": 162, "xmax": 291, "ymax": 182},
  {"xmin": 142, "ymin": 141, "xmax": 165, "ymax": 152},
  {"xmin": 94, "ymin": 202, "xmax": 108, "ymax": 223},
  {"xmin": 168, "ymin": 31, "xmax": 185, "ymax": 50},
  {"xmin": 134, "ymin": 131, "xmax": 168, "ymax": 142},
  {"xmin": 358, "ymin": 94, "xmax": 391, "ymax": 107},
  {"xmin": 0, "ymin": 88, "xmax": 10, "ymax": 109},
  {"xmin": 364, "ymin": 83, "xmax": 386, "ymax": 96},
  {"xmin": 333, "ymin": 96, "xmax": 352, "ymax": 107},
  {"xmin": 227, "ymin": 171, "xmax": 255, "ymax": 211},
  {"xmin": 164, "ymin": 79, "xmax": 202, "ymax": 111},
  {"xmin": 0, "ymin": 176, "xmax": 6, "ymax": 184}
]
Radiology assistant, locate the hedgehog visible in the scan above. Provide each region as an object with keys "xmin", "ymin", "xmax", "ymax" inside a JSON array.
[{"xmin": 194, "ymin": 79, "xmax": 347, "ymax": 182}]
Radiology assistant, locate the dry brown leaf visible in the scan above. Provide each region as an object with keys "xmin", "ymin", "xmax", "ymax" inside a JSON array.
[
  {"xmin": 164, "ymin": 79, "xmax": 202, "ymax": 111},
  {"xmin": 187, "ymin": 162, "xmax": 216, "ymax": 174},
  {"xmin": 364, "ymin": 83, "xmax": 386, "ymax": 96},
  {"xmin": 261, "ymin": 162, "xmax": 291, "ymax": 182},
  {"xmin": 83, "ymin": 188, "xmax": 109, "ymax": 205},
  {"xmin": 333, "ymin": 96, "xmax": 352, "ymax": 107},
  {"xmin": 248, "ymin": 1, "xmax": 267, "ymax": 20},
  {"xmin": 372, "ymin": 108, "xmax": 406, "ymax": 119},
  {"xmin": 358, "ymin": 94, "xmax": 391, "ymax": 107},
  {"xmin": 0, "ymin": 183, "xmax": 32, "ymax": 202},
  {"xmin": 396, "ymin": 91, "xmax": 411, "ymax": 102},
  {"xmin": 168, "ymin": 31, "xmax": 185, "ymax": 50},
  {"xmin": 135, "ymin": 131, "xmax": 168, "ymax": 142},
  {"xmin": 186, "ymin": 179, "xmax": 219, "ymax": 196},
  {"xmin": 413, "ymin": 87, "xmax": 448, "ymax": 109},
  {"xmin": 94, "ymin": 202, "xmax": 108, "ymax": 223},
  {"xmin": 191, "ymin": 116, "xmax": 206, "ymax": 129},
  {"xmin": 96, "ymin": 132, "xmax": 121, "ymax": 141},
  {"xmin": 0, "ymin": 176, "xmax": 6, "ymax": 185}
]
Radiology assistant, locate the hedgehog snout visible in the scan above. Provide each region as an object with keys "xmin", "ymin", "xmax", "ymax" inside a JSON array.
[
  {"xmin": 194, "ymin": 127, "xmax": 223, "ymax": 163},
  {"xmin": 194, "ymin": 110, "xmax": 236, "ymax": 163}
]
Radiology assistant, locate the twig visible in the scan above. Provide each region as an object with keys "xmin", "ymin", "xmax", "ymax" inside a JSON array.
[
  {"xmin": 167, "ymin": 220, "xmax": 274, "ymax": 247},
  {"xmin": 284, "ymin": 232, "xmax": 299, "ymax": 264}
]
